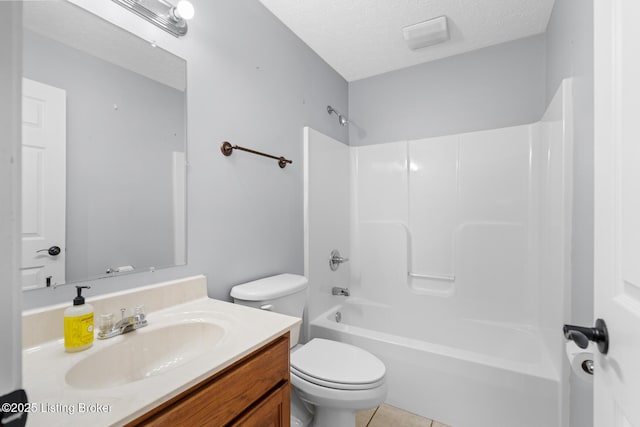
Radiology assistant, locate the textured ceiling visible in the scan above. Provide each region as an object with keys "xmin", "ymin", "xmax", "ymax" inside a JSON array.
[
  {"xmin": 258, "ymin": 0, "xmax": 556, "ymax": 82},
  {"xmin": 23, "ymin": 1, "xmax": 186, "ymax": 91}
]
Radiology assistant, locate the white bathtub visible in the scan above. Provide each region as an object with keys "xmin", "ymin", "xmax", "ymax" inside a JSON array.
[{"xmin": 310, "ymin": 299, "xmax": 562, "ymax": 427}]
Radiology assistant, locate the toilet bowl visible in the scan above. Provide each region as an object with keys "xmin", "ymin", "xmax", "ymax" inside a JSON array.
[
  {"xmin": 230, "ymin": 274, "xmax": 387, "ymax": 427},
  {"xmin": 290, "ymin": 338, "xmax": 387, "ymax": 427}
]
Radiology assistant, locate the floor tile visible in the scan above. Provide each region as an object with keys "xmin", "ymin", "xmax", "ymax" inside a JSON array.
[
  {"xmin": 356, "ymin": 406, "xmax": 378, "ymax": 427},
  {"xmin": 367, "ymin": 404, "xmax": 432, "ymax": 427}
]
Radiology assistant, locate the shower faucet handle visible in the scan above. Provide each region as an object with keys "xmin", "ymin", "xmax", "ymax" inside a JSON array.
[{"xmin": 329, "ymin": 249, "xmax": 349, "ymax": 271}]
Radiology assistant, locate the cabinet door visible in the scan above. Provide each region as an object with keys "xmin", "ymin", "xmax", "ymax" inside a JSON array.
[
  {"xmin": 128, "ymin": 334, "xmax": 290, "ymax": 427},
  {"xmin": 232, "ymin": 383, "xmax": 290, "ymax": 427}
]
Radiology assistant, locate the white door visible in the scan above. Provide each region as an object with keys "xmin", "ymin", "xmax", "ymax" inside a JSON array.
[
  {"xmin": 594, "ymin": 1, "xmax": 640, "ymax": 426},
  {"xmin": 20, "ymin": 78, "xmax": 66, "ymax": 290}
]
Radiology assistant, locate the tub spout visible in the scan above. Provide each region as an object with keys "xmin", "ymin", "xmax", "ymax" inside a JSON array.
[{"xmin": 332, "ymin": 287, "xmax": 350, "ymax": 296}]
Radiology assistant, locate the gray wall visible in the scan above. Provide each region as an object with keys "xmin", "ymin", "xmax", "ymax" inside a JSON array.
[
  {"xmin": 23, "ymin": 30, "xmax": 185, "ymax": 283},
  {"xmin": 0, "ymin": 1, "xmax": 22, "ymax": 394},
  {"xmin": 348, "ymin": 35, "xmax": 546, "ymax": 146},
  {"xmin": 23, "ymin": 0, "xmax": 348, "ymax": 309},
  {"xmin": 545, "ymin": 2, "xmax": 594, "ymax": 427}
]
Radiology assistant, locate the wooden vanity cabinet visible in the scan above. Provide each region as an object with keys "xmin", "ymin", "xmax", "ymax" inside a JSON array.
[
  {"xmin": 127, "ymin": 333, "xmax": 290, "ymax": 427},
  {"xmin": 230, "ymin": 383, "xmax": 290, "ymax": 427}
]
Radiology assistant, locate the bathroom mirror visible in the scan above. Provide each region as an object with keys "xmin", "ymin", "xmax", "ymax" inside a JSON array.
[{"xmin": 21, "ymin": 1, "xmax": 187, "ymax": 290}]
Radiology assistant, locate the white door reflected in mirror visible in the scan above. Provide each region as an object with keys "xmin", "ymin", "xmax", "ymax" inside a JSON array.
[{"xmin": 21, "ymin": 78, "xmax": 66, "ymax": 290}]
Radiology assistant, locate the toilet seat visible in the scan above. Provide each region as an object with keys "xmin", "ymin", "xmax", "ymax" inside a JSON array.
[
  {"xmin": 290, "ymin": 367, "xmax": 385, "ymax": 390},
  {"xmin": 290, "ymin": 339, "xmax": 385, "ymax": 391}
]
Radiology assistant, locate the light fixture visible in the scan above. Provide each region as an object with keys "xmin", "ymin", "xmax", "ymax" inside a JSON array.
[
  {"xmin": 112, "ymin": 0, "xmax": 195, "ymax": 37},
  {"xmin": 173, "ymin": 0, "xmax": 195, "ymax": 21},
  {"xmin": 402, "ymin": 16, "xmax": 449, "ymax": 50}
]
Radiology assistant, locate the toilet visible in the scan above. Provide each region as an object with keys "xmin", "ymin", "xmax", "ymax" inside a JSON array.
[{"xmin": 230, "ymin": 274, "xmax": 387, "ymax": 427}]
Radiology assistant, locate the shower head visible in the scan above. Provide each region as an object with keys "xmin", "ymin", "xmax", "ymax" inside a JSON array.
[{"xmin": 327, "ymin": 105, "xmax": 349, "ymax": 126}]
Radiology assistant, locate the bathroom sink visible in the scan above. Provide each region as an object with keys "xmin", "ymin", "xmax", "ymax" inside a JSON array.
[{"xmin": 65, "ymin": 322, "xmax": 225, "ymax": 389}]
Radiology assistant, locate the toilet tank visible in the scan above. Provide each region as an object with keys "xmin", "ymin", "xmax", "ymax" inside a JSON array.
[{"xmin": 230, "ymin": 274, "xmax": 308, "ymax": 347}]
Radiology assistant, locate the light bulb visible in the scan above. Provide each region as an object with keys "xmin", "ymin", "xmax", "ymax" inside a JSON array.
[{"xmin": 175, "ymin": 0, "xmax": 194, "ymax": 20}]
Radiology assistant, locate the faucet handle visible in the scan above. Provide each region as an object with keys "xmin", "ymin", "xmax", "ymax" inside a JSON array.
[
  {"xmin": 134, "ymin": 305, "xmax": 146, "ymax": 321},
  {"xmin": 329, "ymin": 249, "xmax": 349, "ymax": 271}
]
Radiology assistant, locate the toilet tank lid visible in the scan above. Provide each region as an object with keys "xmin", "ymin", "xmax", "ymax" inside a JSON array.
[{"xmin": 230, "ymin": 274, "xmax": 308, "ymax": 301}]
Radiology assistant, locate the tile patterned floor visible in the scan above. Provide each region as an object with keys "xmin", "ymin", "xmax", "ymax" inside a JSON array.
[{"xmin": 356, "ymin": 404, "xmax": 452, "ymax": 427}]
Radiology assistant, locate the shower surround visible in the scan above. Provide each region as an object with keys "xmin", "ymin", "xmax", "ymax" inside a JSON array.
[{"xmin": 304, "ymin": 80, "xmax": 573, "ymax": 427}]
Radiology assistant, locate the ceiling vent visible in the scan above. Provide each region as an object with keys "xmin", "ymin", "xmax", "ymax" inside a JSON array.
[{"xmin": 402, "ymin": 16, "xmax": 449, "ymax": 50}]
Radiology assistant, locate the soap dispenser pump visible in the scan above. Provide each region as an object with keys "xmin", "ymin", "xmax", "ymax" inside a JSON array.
[{"xmin": 64, "ymin": 286, "xmax": 94, "ymax": 352}]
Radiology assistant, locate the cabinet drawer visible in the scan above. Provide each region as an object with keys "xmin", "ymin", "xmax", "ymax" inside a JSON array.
[
  {"xmin": 230, "ymin": 383, "xmax": 290, "ymax": 427},
  {"xmin": 129, "ymin": 333, "xmax": 289, "ymax": 426}
]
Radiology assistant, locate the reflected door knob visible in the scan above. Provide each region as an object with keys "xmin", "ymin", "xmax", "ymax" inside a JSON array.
[
  {"xmin": 36, "ymin": 246, "xmax": 61, "ymax": 256},
  {"xmin": 563, "ymin": 318, "xmax": 609, "ymax": 354}
]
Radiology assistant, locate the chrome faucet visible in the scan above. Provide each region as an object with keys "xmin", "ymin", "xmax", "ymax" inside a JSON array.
[
  {"xmin": 329, "ymin": 249, "xmax": 349, "ymax": 271},
  {"xmin": 332, "ymin": 286, "xmax": 350, "ymax": 297},
  {"xmin": 97, "ymin": 306, "xmax": 147, "ymax": 340}
]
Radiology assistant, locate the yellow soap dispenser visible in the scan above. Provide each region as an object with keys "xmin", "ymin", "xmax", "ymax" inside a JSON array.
[{"xmin": 64, "ymin": 285, "xmax": 94, "ymax": 352}]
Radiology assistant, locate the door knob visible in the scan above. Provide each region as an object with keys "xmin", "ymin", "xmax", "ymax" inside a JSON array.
[
  {"xmin": 36, "ymin": 246, "xmax": 61, "ymax": 256},
  {"xmin": 563, "ymin": 318, "xmax": 609, "ymax": 354}
]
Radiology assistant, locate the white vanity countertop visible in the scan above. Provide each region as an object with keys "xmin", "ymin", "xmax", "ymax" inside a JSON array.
[{"xmin": 22, "ymin": 276, "xmax": 301, "ymax": 426}]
